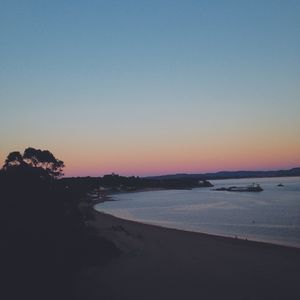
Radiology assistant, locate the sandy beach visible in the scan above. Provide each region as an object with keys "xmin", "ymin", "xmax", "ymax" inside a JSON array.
[{"xmin": 75, "ymin": 208, "xmax": 300, "ymax": 300}]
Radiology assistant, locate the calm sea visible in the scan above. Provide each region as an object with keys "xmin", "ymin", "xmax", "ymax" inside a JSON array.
[{"xmin": 95, "ymin": 176, "xmax": 300, "ymax": 248}]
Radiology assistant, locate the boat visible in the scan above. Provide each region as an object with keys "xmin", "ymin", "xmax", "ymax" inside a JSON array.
[
  {"xmin": 214, "ymin": 183, "xmax": 263, "ymax": 192},
  {"xmin": 277, "ymin": 183, "xmax": 284, "ymax": 187}
]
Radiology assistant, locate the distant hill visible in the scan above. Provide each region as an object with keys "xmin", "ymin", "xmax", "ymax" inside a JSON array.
[
  {"xmin": 60, "ymin": 168, "xmax": 300, "ymax": 192},
  {"xmin": 145, "ymin": 167, "xmax": 300, "ymax": 181}
]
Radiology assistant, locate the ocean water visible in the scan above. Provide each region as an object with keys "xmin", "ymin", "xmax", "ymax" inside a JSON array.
[{"xmin": 95, "ymin": 177, "xmax": 300, "ymax": 248}]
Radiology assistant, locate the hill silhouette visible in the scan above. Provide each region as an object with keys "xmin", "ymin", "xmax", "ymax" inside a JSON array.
[
  {"xmin": 146, "ymin": 167, "xmax": 300, "ymax": 180},
  {"xmin": 0, "ymin": 148, "xmax": 119, "ymax": 300}
]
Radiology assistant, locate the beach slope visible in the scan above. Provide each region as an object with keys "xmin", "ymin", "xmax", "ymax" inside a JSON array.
[{"xmin": 77, "ymin": 210, "xmax": 300, "ymax": 300}]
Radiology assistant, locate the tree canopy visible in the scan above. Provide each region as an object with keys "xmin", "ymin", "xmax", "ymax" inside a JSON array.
[
  {"xmin": 2, "ymin": 147, "xmax": 65, "ymax": 179},
  {"xmin": 3, "ymin": 151, "xmax": 24, "ymax": 167}
]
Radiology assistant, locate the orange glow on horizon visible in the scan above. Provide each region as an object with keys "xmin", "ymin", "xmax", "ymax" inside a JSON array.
[
  {"xmin": 1, "ymin": 128, "xmax": 299, "ymax": 177},
  {"xmin": 64, "ymin": 141, "xmax": 300, "ymax": 177},
  {"xmin": 59, "ymin": 128, "xmax": 300, "ymax": 176}
]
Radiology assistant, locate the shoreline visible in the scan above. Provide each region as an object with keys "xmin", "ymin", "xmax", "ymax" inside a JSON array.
[
  {"xmin": 94, "ymin": 209, "xmax": 300, "ymax": 251},
  {"xmin": 77, "ymin": 208, "xmax": 300, "ymax": 300},
  {"xmin": 92, "ymin": 189, "xmax": 300, "ymax": 250}
]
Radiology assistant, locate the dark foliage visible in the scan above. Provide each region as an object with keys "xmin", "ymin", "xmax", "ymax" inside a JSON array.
[
  {"xmin": 3, "ymin": 147, "xmax": 64, "ymax": 179},
  {"xmin": 100, "ymin": 173, "xmax": 210, "ymax": 190},
  {"xmin": 60, "ymin": 174, "xmax": 212, "ymax": 196},
  {"xmin": 0, "ymin": 149, "xmax": 119, "ymax": 300}
]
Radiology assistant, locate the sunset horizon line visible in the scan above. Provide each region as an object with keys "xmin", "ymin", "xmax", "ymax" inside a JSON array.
[{"xmin": 64, "ymin": 165, "xmax": 300, "ymax": 178}]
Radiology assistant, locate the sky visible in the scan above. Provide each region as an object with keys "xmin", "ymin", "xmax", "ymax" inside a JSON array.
[{"xmin": 1, "ymin": 0, "xmax": 300, "ymax": 177}]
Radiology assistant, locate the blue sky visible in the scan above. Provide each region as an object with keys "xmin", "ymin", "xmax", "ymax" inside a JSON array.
[{"xmin": 1, "ymin": 0, "xmax": 299, "ymax": 176}]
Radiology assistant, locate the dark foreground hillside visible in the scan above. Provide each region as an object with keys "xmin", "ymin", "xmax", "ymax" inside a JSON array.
[{"xmin": 0, "ymin": 167, "xmax": 119, "ymax": 300}]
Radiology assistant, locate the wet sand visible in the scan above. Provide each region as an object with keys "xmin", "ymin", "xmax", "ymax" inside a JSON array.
[{"xmin": 77, "ymin": 209, "xmax": 300, "ymax": 300}]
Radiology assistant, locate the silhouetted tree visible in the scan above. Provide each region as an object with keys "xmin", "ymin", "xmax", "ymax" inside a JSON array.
[
  {"xmin": 0, "ymin": 147, "xmax": 119, "ymax": 300},
  {"xmin": 23, "ymin": 147, "xmax": 65, "ymax": 178},
  {"xmin": 3, "ymin": 151, "xmax": 24, "ymax": 169},
  {"xmin": 3, "ymin": 147, "xmax": 64, "ymax": 179}
]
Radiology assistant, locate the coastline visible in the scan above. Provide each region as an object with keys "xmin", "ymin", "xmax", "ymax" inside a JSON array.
[
  {"xmin": 76, "ymin": 207, "xmax": 300, "ymax": 300},
  {"xmin": 95, "ymin": 209, "xmax": 300, "ymax": 250},
  {"xmin": 92, "ymin": 185, "xmax": 300, "ymax": 250}
]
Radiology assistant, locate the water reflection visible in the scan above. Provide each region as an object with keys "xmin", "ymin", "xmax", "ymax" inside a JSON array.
[{"xmin": 96, "ymin": 177, "xmax": 300, "ymax": 247}]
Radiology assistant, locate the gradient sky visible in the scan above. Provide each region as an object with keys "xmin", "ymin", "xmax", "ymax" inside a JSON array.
[{"xmin": 1, "ymin": 0, "xmax": 300, "ymax": 176}]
